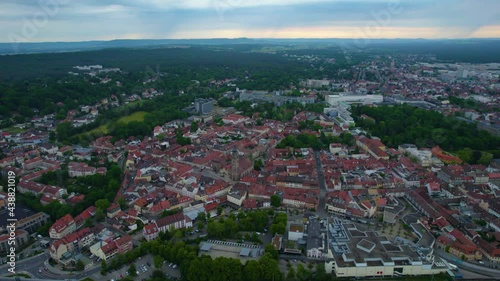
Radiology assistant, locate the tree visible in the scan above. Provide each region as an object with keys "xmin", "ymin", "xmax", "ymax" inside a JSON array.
[
  {"xmin": 271, "ymin": 195, "xmax": 281, "ymax": 208},
  {"xmin": 128, "ymin": 264, "xmax": 137, "ymax": 276},
  {"xmin": 197, "ymin": 211, "xmax": 207, "ymax": 222},
  {"xmin": 100, "ymin": 260, "xmax": 107, "ymax": 275},
  {"xmin": 259, "ymin": 254, "xmax": 283, "ymax": 281},
  {"xmin": 84, "ymin": 218, "xmax": 94, "ymax": 228},
  {"xmin": 217, "ymin": 206, "xmax": 223, "ymax": 216},
  {"xmin": 265, "ymin": 244, "xmax": 279, "ymax": 260},
  {"xmin": 287, "ymin": 266, "xmax": 296, "ymax": 281},
  {"xmin": 254, "ymin": 159, "xmax": 264, "ymax": 171},
  {"xmin": 296, "ymin": 263, "xmax": 311, "ymax": 281},
  {"xmin": 117, "ymin": 197, "xmax": 127, "ymax": 209},
  {"xmin": 75, "ymin": 260, "xmax": 84, "ymax": 271},
  {"xmin": 314, "ymin": 263, "xmax": 330, "ymax": 281},
  {"xmin": 95, "ymin": 199, "xmax": 110, "ymax": 210},
  {"xmin": 56, "ymin": 122, "xmax": 72, "ymax": 142},
  {"xmin": 153, "ymin": 255, "xmax": 164, "ymax": 269},
  {"xmin": 243, "ymin": 260, "xmax": 261, "ymax": 281},
  {"xmin": 95, "ymin": 208, "xmax": 105, "ymax": 222},
  {"xmin": 190, "ymin": 121, "xmax": 199, "ymax": 132}
]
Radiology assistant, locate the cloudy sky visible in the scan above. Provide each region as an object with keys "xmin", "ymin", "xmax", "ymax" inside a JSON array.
[{"xmin": 1, "ymin": 0, "xmax": 499, "ymax": 42}]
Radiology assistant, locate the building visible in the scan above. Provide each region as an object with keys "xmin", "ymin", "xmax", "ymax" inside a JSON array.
[
  {"xmin": 239, "ymin": 90, "xmax": 316, "ymax": 106},
  {"xmin": 194, "ymin": 98, "xmax": 214, "ymax": 115},
  {"xmin": 199, "ymin": 240, "xmax": 262, "ymax": 264},
  {"xmin": 325, "ymin": 218, "xmax": 448, "ymax": 278},
  {"xmin": 0, "ymin": 230, "xmax": 29, "ymax": 254},
  {"xmin": 3, "ymin": 212, "xmax": 50, "ymax": 234},
  {"xmin": 288, "ymin": 223, "xmax": 305, "ymax": 241},
  {"xmin": 327, "ymin": 94, "xmax": 383, "ymax": 106},
  {"xmin": 142, "ymin": 212, "xmax": 192, "ymax": 240},
  {"xmin": 49, "ymin": 214, "xmax": 76, "ymax": 239},
  {"xmin": 306, "ymin": 79, "xmax": 330, "ymax": 88},
  {"xmin": 49, "ymin": 227, "xmax": 95, "ymax": 265}
]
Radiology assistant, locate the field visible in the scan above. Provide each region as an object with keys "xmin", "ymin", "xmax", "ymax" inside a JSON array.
[
  {"xmin": 116, "ymin": 111, "xmax": 147, "ymax": 124},
  {"xmin": 78, "ymin": 111, "xmax": 148, "ymax": 138}
]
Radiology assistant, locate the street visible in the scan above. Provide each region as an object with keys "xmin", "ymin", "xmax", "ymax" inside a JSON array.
[{"xmin": 313, "ymin": 150, "xmax": 327, "ymax": 219}]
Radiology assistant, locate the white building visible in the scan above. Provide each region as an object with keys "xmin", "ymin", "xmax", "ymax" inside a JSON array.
[{"xmin": 327, "ymin": 94, "xmax": 383, "ymax": 107}]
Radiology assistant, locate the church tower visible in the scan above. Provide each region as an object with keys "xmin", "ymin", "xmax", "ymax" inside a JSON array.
[{"xmin": 231, "ymin": 146, "xmax": 239, "ymax": 181}]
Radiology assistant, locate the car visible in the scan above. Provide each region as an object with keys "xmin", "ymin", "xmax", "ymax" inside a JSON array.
[
  {"xmin": 172, "ymin": 264, "xmax": 177, "ymax": 269},
  {"xmin": 136, "ymin": 271, "xmax": 140, "ymax": 275},
  {"xmin": 478, "ymin": 261, "xmax": 485, "ymax": 265},
  {"xmin": 169, "ymin": 263, "xmax": 173, "ymax": 267},
  {"xmin": 147, "ymin": 262, "xmax": 151, "ymax": 267}
]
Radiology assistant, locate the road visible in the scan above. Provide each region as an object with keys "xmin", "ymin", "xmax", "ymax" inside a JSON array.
[
  {"xmin": 435, "ymin": 249, "xmax": 500, "ymax": 278},
  {"xmin": 313, "ymin": 150, "xmax": 327, "ymax": 218},
  {"xmin": 0, "ymin": 252, "xmax": 102, "ymax": 281},
  {"xmin": 0, "ymin": 253, "xmax": 47, "ymax": 279}
]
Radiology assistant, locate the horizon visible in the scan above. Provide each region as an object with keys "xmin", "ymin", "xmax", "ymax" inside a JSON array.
[
  {"xmin": 2, "ymin": 36, "xmax": 500, "ymax": 45},
  {"xmin": 2, "ymin": 0, "xmax": 500, "ymax": 44}
]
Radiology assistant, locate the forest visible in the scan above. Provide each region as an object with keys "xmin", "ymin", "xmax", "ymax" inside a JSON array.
[{"xmin": 352, "ymin": 105, "xmax": 500, "ymax": 164}]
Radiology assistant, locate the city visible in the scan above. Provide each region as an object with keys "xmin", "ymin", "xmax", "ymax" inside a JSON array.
[{"xmin": 0, "ymin": 1, "xmax": 500, "ymax": 281}]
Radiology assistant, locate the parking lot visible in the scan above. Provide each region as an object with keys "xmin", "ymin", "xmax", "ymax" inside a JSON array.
[{"xmin": 105, "ymin": 254, "xmax": 181, "ymax": 281}]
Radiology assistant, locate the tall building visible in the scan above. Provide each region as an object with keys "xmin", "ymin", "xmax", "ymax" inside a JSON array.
[
  {"xmin": 231, "ymin": 146, "xmax": 240, "ymax": 181},
  {"xmin": 194, "ymin": 98, "xmax": 214, "ymax": 115}
]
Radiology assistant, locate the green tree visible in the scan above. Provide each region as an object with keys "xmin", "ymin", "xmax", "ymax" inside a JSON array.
[
  {"xmin": 271, "ymin": 195, "xmax": 281, "ymax": 208},
  {"xmin": 95, "ymin": 199, "xmax": 110, "ymax": 210},
  {"xmin": 265, "ymin": 244, "xmax": 279, "ymax": 260},
  {"xmin": 153, "ymin": 255, "xmax": 164, "ymax": 269},
  {"xmin": 217, "ymin": 206, "xmax": 223, "ymax": 216},
  {"xmin": 56, "ymin": 122, "xmax": 72, "ymax": 142},
  {"xmin": 75, "ymin": 260, "xmax": 84, "ymax": 271},
  {"xmin": 287, "ymin": 266, "xmax": 296, "ymax": 281},
  {"xmin": 197, "ymin": 211, "xmax": 207, "ymax": 222},
  {"xmin": 314, "ymin": 263, "xmax": 330, "ymax": 281},
  {"xmin": 259, "ymin": 254, "xmax": 283, "ymax": 281},
  {"xmin": 95, "ymin": 208, "xmax": 105, "ymax": 222},
  {"xmin": 191, "ymin": 121, "xmax": 199, "ymax": 132},
  {"xmin": 128, "ymin": 264, "xmax": 137, "ymax": 276},
  {"xmin": 296, "ymin": 263, "xmax": 311, "ymax": 281},
  {"xmin": 100, "ymin": 260, "xmax": 107, "ymax": 275},
  {"xmin": 243, "ymin": 260, "xmax": 261, "ymax": 281}
]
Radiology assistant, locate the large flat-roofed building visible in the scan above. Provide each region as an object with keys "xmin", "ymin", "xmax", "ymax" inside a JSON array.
[
  {"xmin": 325, "ymin": 218, "xmax": 448, "ymax": 278},
  {"xmin": 199, "ymin": 240, "xmax": 262, "ymax": 264},
  {"xmin": 239, "ymin": 90, "xmax": 316, "ymax": 106},
  {"xmin": 327, "ymin": 94, "xmax": 383, "ymax": 106}
]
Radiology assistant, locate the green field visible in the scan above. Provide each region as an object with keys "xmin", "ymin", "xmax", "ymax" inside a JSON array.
[
  {"xmin": 117, "ymin": 111, "xmax": 147, "ymax": 124},
  {"xmin": 78, "ymin": 111, "xmax": 148, "ymax": 138},
  {"xmin": 4, "ymin": 126, "xmax": 27, "ymax": 134}
]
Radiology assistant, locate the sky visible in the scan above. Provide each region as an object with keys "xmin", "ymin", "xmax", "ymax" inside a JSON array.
[{"xmin": 1, "ymin": 0, "xmax": 500, "ymax": 42}]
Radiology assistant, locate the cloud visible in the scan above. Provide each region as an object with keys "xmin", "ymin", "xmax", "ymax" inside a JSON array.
[{"xmin": 1, "ymin": 0, "xmax": 499, "ymax": 42}]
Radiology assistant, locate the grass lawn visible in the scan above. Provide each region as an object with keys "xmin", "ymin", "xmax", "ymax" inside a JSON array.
[
  {"xmin": 77, "ymin": 111, "xmax": 148, "ymax": 139},
  {"xmin": 86, "ymin": 124, "xmax": 110, "ymax": 135},
  {"xmin": 117, "ymin": 111, "xmax": 148, "ymax": 124},
  {"xmin": 7, "ymin": 273, "xmax": 31, "ymax": 278},
  {"xmin": 4, "ymin": 126, "xmax": 27, "ymax": 134}
]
